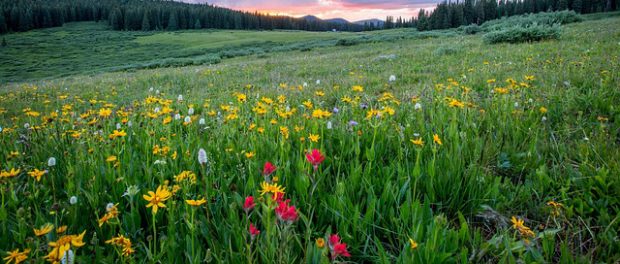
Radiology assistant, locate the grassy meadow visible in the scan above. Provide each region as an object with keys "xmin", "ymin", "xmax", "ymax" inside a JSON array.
[{"xmin": 0, "ymin": 12, "xmax": 619, "ymax": 264}]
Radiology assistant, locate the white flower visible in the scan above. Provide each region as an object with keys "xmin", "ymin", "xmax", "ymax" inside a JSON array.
[
  {"xmin": 303, "ymin": 82, "xmax": 308, "ymax": 87},
  {"xmin": 154, "ymin": 107, "xmax": 160, "ymax": 113},
  {"xmin": 106, "ymin": 203, "xmax": 115, "ymax": 211},
  {"xmin": 326, "ymin": 121, "xmax": 333, "ymax": 130},
  {"xmin": 0, "ymin": 126, "xmax": 2, "ymax": 133},
  {"xmin": 413, "ymin": 133, "xmax": 420, "ymax": 137},
  {"xmin": 542, "ymin": 116, "xmax": 547, "ymax": 122},
  {"xmin": 177, "ymin": 94, "xmax": 184, "ymax": 101},
  {"xmin": 69, "ymin": 196, "xmax": 78, "ymax": 205},
  {"xmin": 198, "ymin": 148, "xmax": 208, "ymax": 165},
  {"xmin": 414, "ymin": 103, "xmax": 422, "ymax": 110},
  {"xmin": 199, "ymin": 118, "xmax": 206, "ymax": 125},
  {"xmin": 116, "ymin": 123, "xmax": 121, "ymax": 129},
  {"xmin": 122, "ymin": 185, "xmax": 140, "ymax": 197},
  {"xmin": 389, "ymin": 75, "xmax": 396, "ymax": 82},
  {"xmin": 47, "ymin": 157, "xmax": 57, "ymax": 167},
  {"xmin": 24, "ymin": 123, "xmax": 30, "ymax": 129},
  {"xmin": 514, "ymin": 102, "xmax": 519, "ymax": 107},
  {"xmin": 154, "ymin": 159, "xmax": 167, "ymax": 165},
  {"xmin": 188, "ymin": 108, "xmax": 195, "ymax": 115},
  {"xmin": 184, "ymin": 116, "xmax": 191, "ymax": 123},
  {"xmin": 174, "ymin": 113, "xmax": 181, "ymax": 120},
  {"xmin": 149, "ymin": 87, "xmax": 154, "ymax": 92},
  {"xmin": 316, "ymin": 80, "xmax": 321, "ymax": 85},
  {"xmin": 127, "ymin": 121, "xmax": 133, "ymax": 127},
  {"xmin": 156, "ymin": 90, "xmax": 160, "ymax": 94},
  {"xmin": 61, "ymin": 249, "xmax": 74, "ymax": 264}
]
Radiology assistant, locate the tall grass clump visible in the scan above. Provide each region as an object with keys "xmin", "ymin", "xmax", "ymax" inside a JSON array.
[{"xmin": 483, "ymin": 23, "xmax": 561, "ymax": 44}]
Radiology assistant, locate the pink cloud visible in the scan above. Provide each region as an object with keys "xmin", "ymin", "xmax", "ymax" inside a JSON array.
[{"xmin": 178, "ymin": 0, "xmax": 438, "ymax": 21}]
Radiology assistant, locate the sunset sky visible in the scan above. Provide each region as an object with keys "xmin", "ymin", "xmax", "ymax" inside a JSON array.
[{"xmin": 179, "ymin": 0, "xmax": 441, "ymax": 21}]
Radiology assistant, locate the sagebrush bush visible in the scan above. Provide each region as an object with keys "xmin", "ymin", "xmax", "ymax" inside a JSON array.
[
  {"xmin": 482, "ymin": 10, "xmax": 582, "ymax": 31},
  {"xmin": 483, "ymin": 23, "xmax": 561, "ymax": 44},
  {"xmin": 460, "ymin": 24, "xmax": 482, "ymax": 34}
]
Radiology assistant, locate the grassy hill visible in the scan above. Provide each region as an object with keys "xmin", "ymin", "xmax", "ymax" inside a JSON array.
[{"xmin": 0, "ymin": 13, "xmax": 619, "ymax": 263}]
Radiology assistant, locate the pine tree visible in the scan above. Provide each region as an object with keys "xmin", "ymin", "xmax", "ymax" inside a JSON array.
[
  {"xmin": 167, "ymin": 12, "xmax": 178, "ymax": 30},
  {"xmin": 0, "ymin": 12, "xmax": 7, "ymax": 34},
  {"xmin": 194, "ymin": 19, "xmax": 201, "ymax": 29},
  {"xmin": 141, "ymin": 11, "xmax": 150, "ymax": 31},
  {"xmin": 1, "ymin": 37, "xmax": 7, "ymax": 47}
]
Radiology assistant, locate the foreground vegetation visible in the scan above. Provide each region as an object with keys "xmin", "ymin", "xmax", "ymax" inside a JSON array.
[{"xmin": 1, "ymin": 13, "xmax": 619, "ymax": 264}]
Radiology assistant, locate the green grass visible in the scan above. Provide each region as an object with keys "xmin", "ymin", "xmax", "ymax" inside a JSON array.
[{"xmin": 0, "ymin": 12, "xmax": 619, "ymax": 264}]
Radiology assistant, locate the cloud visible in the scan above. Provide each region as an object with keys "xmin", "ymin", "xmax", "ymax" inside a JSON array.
[{"xmin": 176, "ymin": 0, "xmax": 439, "ymax": 21}]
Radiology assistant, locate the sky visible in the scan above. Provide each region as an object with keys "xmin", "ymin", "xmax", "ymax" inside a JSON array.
[{"xmin": 178, "ymin": 0, "xmax": 441, "ymax": 21}]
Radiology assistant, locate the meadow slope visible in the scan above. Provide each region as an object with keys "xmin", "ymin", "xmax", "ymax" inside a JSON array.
[{"xmin": 0, "ymin": 14, "xmax": 619, "ymax": 263}]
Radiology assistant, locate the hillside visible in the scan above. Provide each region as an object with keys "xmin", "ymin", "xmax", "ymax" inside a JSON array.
[{"xmin": 0, "ymin": 12, "xmax": 619, "ymax": 264}]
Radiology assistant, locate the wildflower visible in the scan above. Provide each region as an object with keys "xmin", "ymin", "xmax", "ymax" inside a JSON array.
[
  {"xmin": 28, "ymin": 169, "xmax": 47, "ymax": 182},
  {"xmin": 0, "ymin": 168, "xmax": 20, "ymax": 178},
  {"xmin": 410, "ymin": 138, "xmax": 424, "ymax": 147},
  {"xmin": 448, "ymin": 99, "xmax": 465, "ymax": 108},
  {"xmin": 326, "ymin": 121, "xmax": 333, "ymax": 130},
  {"xmin": 3, "ymin": 248, "xmax": 30, "ymax": 264},
  {"xmin": 433, "ymin": 134, "xmax": 442, "ymax": 146},
  {"xmin": 306, "ymin": 149, "xmax": 325, "ymax": 170},
  {"xmin": 311, "ymin": 109, "xmax": 332, "ymax": 119},
  {"xmin": 56, "ymin": 225, "xmax": 67, "ymax": 234},
  {"xmin": 198, "ymin": 148, "xmax": 208, "ymax": 165},
  {"xmin": 45, "ymin": 231, "xmax": 86, "ymax": 263},
  {"xmin": 352, "ymin": 85, "xmax": 364, "ymax": 92},
  {"xmin": 108, "ymin": 130, "xmax": 127, "ymax": 140},
  {"xmin": 308, "ymin": 133, "xmax": 320, "ymax": 143},
  {"xmin": 259, "ymin": 181, "xmax": 285, "ymax": 196},
  {"xmin": 186, "ymin": 198, "xmax": 207, "ymax": 206},
  {"xmin": 106, "ymin": 155, "xmax": 117, "ymax": 163},
  {"xmin": 389, "ymin": 75, "xmax": 396, "ymax": 82},
  {"xmin": 69, "ymin": 196, "xmax": 78, "ymax": 205},
  {"xmin": 245, "ymin": 152, "xmax": 255, "ymax": 159},
  {"xmin": 199, "ymin": 118, "xmax": 206, "ymax": 125},
  {"xmin": 98, "ymin": 203, "xmax": 119, "ymax": 227},
  {"xmin": 263, "ymin": 162, "xmax": 277, "ymax": 177},
  {"xmin": 98, "ymin": 108, "xmax": 112, "ymax": 118},
  {"xmin": 539, "ymin": 107, "xmax": 548, "ymax": 114},
  {"xmin": 143, "ymin": 185, "xmax": 172, "ymax": 214},
  {"xmin": 408, "ymin": 238, "xmax": 418, "ymax": 250},
  {"xmin": 105, "ymin": 235, "xmax": 135, "ymax": 256},
  {"xmin": 243, "ymin": 196, "xmax": 255, "ymax": 213},
  {"xmin": 34, "ymin": 223, "xmax": 54, "ymax": 237},
  {"xmin": 275, "ymin": 200, "xmax": 299, "ymax": 223},
  {"xmin": 280, "ymin": 126, "xmax": 290, "ymax": 139},
  {"xmin": 183, "ymin": 116, "xmax": 191, "ymax": 124},
  {"xmin": 547, "ymin": 201, "xmax": 564, "ymax": 217},
  {"xmin": 316, "ymin": 238, "xmax": 325, "ymax": 248},
  {"xmin": 47, "ymin": 157, "xmax": 57, "ymax": 167},
  {"xmin": 249, "ymin": 223, "xmax": 260, "ymax": 239},
  {"xmin": 511, "ymin": 216, "xmax": 535, "ymax": 239},
  {"xmin": 328, "ymin": 234, "xmax": 351, "ymax": 260}
]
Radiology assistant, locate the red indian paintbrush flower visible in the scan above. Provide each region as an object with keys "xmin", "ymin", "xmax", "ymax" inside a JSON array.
[
  {"xmin": 275, "ymin": 199, "xmax": 299, "ymax": 224},
  {"xmin": 328, "ymin": 234, "xmax": 351, "ymax": 260},
  {"xmin": 249, "ymin": 223, "xmax": 260, "ymax": 239},
  {"xmin": 262, "ymin": 161, "xmax": 276, "ymax": 176},
  {"xmin": 306, "ymin": 149, "xmax": 325, "ymax": 170},
  {"xmin": 243, "ymin": 196, "xmax": 255, "ymax": 213}
]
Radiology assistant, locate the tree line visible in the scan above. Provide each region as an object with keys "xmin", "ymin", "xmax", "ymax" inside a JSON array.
[
  {"xmin": 380, "ymin": 0, "xmax": 617, "ymax": 31},
  {"xmin": 0, "ymin": 0, "xmax": 363, "ymax": 34},
  {"xmin": 0, "ymin": 0, "xmax": 617, "ymax": 35}
]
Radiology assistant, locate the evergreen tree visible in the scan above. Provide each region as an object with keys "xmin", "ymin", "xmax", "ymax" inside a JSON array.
[
  {"xmin": 0, "ymin": 13, "xmax": 7, "ymax": 34},
  {"xmin": 194, "ymin": 19, "xmax": 201, "ymax": 29},
  {"xmin": 141, "ymin": 11, "xmax": 150, "ymax": 30},
  {"xmin": 1, "ymin": 37, "xmax": 6, "ymax": 47},
  {"xmin": 167, "ymin": 12, "xmax": 178, "ymax": 30}
]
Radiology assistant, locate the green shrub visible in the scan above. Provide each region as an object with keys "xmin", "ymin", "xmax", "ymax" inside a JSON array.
[
  {"xmin": 482, "ymin": 10, "xmax": 582, "ymax": 31},
  {"xmin": 460, "ymin": 24, "xmax": 482, "ymax": 35},
  {"xmin": 336, "ymin": 38, "xmax": 360, "ymax": 46},
  {"xmin": 483, "ymin": 23, "xmax": 561, "ymax": 44},
  {"xmin": 433, "ymin": 45, "xmax": 460, "ymax": 56}
]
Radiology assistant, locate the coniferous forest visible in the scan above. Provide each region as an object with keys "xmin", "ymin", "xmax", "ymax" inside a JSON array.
[{"xmin": 1, "ymin": 0, "xmax": 618, "ymax": 34}]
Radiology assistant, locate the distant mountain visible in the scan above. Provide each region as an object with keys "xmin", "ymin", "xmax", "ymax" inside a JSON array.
[
  {"xmin": 353, "ymin": 19, "xmax": 385, "ymax": 27},
  {"xmin": 301, "ymin": 15, "xmax": 350, "ymax": 25},
  {"xmin": 301, "ymin": 15, "xmax": 321, "ymax": 22},
  {"xmin": 325, "ymin": 18, "xmax": 349, "ymax": 24}
]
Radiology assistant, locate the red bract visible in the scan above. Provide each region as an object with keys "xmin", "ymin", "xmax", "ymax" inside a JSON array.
[
  {"xmin": 306, "ymin": 149, "xmax": 325, "ymax": 169},
  {"xmin": 332, "ymin": 243, "xmax": 351, "ymax": 259},
  {"xmin": 272, "ymin": 192, "xmax": 284, "ymax": 203},
  {"xmin": 249, "ymin": 223, "xmax": 260, "ymax": 239},
  {"xmin": 275, "ymin": 199, "xmax": 299, "ymax": 224},
  {"xmin": 263, "ymin": 161, "xmax": 276, "ymax": 176},
  {"xmin": 243, "ymin": 196, "xmax": 255, "ymax": 213},
  {"xmin": 328, "ymin": 233, "xmax": 351, "ymax": 260}
]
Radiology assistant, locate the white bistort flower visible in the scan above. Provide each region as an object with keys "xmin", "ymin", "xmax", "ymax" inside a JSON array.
[
  {"xmin": 198, "ymin": 148, "xmax": 208, "ymax": 165},
  {"xmin": 48, "ymin": 157, "xmax": 57, "ymax": 167}
]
